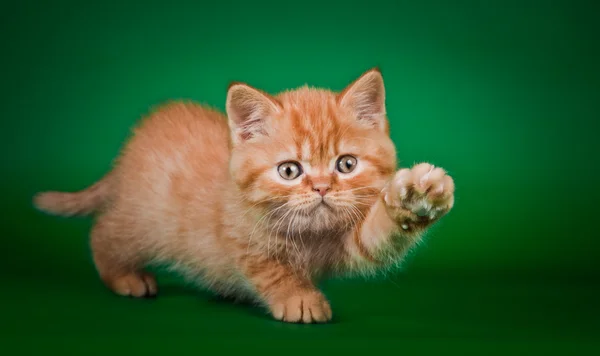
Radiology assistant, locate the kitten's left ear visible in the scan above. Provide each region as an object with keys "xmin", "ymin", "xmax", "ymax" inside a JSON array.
[{"xmin": 338, "ymin": 68, "xmax": 386, "ymax": 131}]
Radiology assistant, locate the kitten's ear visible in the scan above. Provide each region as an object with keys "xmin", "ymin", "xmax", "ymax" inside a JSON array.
[
  {"xmin": 226, "ymin": 83, "xmax": 281, "ymax": 143},
  {"xmin": 338, "ymin": 68, "xmax": 386, "ymax": 130}
]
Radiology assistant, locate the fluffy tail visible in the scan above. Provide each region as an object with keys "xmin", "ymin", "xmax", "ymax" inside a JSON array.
[{"xmin": 33, "ymin": 173, "xmax": 113, "ymax": 217}]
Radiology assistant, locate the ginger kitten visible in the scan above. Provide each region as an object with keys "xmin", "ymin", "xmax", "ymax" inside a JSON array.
[{"xmin": 33, "ymin": 68, "xmax": 455, "ymax": 323}]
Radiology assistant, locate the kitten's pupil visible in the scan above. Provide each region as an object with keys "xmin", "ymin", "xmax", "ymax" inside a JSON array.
[
  {"xmin": 278, "ymin": 161, "xmax": 302, "ymax": 180},
  {"xmin": 337, "ymin": 155, "xmax": 357, "ymax": 173}
]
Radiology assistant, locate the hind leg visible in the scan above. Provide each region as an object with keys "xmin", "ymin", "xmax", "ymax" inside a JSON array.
[{"xmin": 90, "ymin": 214, "xmax": 158, "ymax": 298}]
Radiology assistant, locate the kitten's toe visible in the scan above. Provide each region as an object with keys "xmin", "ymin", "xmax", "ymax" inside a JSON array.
[
  {"xmin": 109, "ymin": 272, "xmax": 157, "ymax": 298},
  {"xmin": 142, "ymin": 273, "xmax": 158, "ymax": 296},
  {"xmin": 283, "ymin": 296, "xmax": 304, "ymax": 323},
  {"xmin": 401, "ymin": 163, "xmax": 455, "ymax": 220},
  {"xmin": 270, "ymin": 291, "xmax": 332, "ymax": 324},
  {"xmin": 304, "ymin": 299, "xmax": 332, "ymax": 323}
]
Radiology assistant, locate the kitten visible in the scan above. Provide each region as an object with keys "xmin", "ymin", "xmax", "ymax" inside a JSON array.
[{"xmin": 33, "ymin": 68, "xmax": 455, "ymax": 323}]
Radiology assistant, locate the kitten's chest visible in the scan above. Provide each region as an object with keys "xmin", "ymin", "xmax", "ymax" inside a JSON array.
[{"xmin": 287, "ymin": 237, "xmax": 345, "ymax": 276}]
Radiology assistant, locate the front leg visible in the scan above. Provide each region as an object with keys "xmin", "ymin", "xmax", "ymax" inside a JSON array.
[
  {"xmin": 242, "ymin": 257, "xmax": 332, "ymax": 324},
  {"xmin": 346, "ymin": 163, "xmax": 455, "ymax": 269}
]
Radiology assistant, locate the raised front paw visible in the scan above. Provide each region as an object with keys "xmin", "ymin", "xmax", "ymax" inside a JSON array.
[
  {"xmin": 382, "ymin": 163, "xmax": 455, "ymax": 231},
  {"xmin": 269, "ymin": 290, "xmax": 332, "ymax": 324}
]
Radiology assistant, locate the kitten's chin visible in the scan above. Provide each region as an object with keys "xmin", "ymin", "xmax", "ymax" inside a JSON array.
[
  {"xmin": 316, "ymin": 201, "xmax": 334, "ymax": 212},
  {"xmin": 264, "ymin": 200, "xmax": 353, "ymax": 235},
  {"xmin": 303, "ymin": 203, "xmax": 352, "ymax": 233}
]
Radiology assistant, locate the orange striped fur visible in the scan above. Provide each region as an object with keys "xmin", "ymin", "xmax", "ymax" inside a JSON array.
[{"xmin": 33, "ymin": 68, "xmax": 455, "ymax": 323}]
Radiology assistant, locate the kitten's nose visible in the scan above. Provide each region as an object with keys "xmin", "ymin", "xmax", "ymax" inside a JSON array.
[{"xmin": 313, "ymin": 184, "xmax": 331, "ymax": 197}]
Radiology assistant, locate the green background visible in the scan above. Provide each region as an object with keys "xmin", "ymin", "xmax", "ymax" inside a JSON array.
[{"xmin": 2, "ymin": 0, "xmax": 599, "ymax": 354}]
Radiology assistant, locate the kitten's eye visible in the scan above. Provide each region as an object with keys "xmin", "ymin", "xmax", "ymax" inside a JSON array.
[
  {"xmin": 278, "ymin": 161, "xmax": 303, "ymax": 180},
  {"xmin": 336, "ymin": 155, "xmax": 358, "ymax": 174}
]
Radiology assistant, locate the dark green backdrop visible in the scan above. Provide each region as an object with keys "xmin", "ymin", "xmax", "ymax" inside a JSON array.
[{"xmin": 2, "ymin": 0, "xmax": 599, "ymax": 354}]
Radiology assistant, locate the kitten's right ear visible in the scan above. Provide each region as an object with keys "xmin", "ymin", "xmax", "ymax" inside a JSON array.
[{"xmin": 226, "ymin": 83, "xmax": 281, "ymax": 144}]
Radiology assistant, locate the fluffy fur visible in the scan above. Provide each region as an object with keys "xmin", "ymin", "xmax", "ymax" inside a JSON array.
[{"xmin": 33, "ymin": 68, "xmax": 455, "ymax": 323}]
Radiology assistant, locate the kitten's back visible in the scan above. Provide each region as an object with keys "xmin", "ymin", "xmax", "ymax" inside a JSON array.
[{"xmin": 34, "ymin": 101, "xmax": 232, "ymax": 221}]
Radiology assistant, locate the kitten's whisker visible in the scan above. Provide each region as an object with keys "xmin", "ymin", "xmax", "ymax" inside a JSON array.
[
  {"xmin": 286, "ymin": 208, "xmax": 302, "ymax": 258},
  {"xmin": 342, "ymin": 185, "xmax": 384, "ymax": 193},
  {"xmin": 247, "ymin": 200, "xmax": 294, "ymax": 261},
  {"xmin": 352, "ymin": 194, "xmax": 378, "ymax": 199},
  {"xmin": 238, "ymin": 194, "xmax": 301, "ymax": 219},
  {"xmin": 296, "ymin": 215, "xmax": 306, "ymax": 251},
  {"xmin": 246, "ymin": 210, "xmax": 278, "ymax": 262},
  {"xmin": 286, "ymin": 208, "xmax": 296, "ymax": 249},
  {"xmin": 276, "ymin": 207, "xmax": 297, "ymax": 260},
  {"xmin": 345, "ymin": 204, "xmax": 362, "ymax": 229},
  {"xmin": 351, "ymin": 201, "xmax": 374, "ymax": 206},
  {"xmin": 268, "ymin": 206, "xmax": 295, "ymax": 261},
  {"xmin": 292, "ymin": 211, "xmax": 302, "ymax": 255},
  {"xmin": 349, "ymin": 203, "xmax": 366, "ymax": 221},
  {"xmin": 340, "ymin": 206, "xmax": 358, "ymax": 233}
]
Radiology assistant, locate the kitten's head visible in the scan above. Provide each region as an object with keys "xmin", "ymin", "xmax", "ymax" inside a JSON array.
[{"xmin": 227, "ymin": 68, "xmax": 397, "ymax": 235}]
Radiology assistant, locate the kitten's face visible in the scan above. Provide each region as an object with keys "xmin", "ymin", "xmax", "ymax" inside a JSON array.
[{"xmin": 228, "ymin": 69, "xmax": 396, "ymax": 235}]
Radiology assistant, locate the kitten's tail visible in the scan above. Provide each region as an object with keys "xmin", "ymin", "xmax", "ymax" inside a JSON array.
[{"xmin": 33, "ymin": 172, "xmax": 114, "ymax": 217}]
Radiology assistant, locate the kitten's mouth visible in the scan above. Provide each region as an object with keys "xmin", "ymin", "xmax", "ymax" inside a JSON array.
[
  {"xmin": 317, "ymin": 199, "xmax": 334, "ymax": 211},
  {"xmin": 294, "ymin": 198, "xmax": 334, "ymax": 216}
]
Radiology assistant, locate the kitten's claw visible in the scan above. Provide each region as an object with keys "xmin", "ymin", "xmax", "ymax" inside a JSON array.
[{"xmin": 383, "ymin": 163, "xmax": 454, "ymax": 230}]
